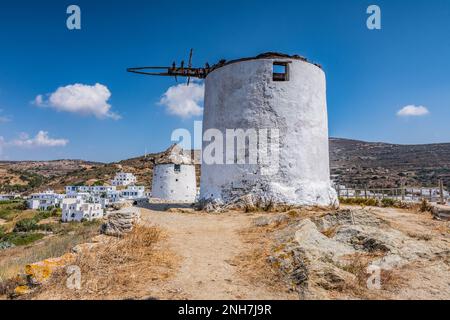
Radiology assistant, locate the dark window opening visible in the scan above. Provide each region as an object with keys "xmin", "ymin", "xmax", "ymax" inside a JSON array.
[
  {"xmin": 273, "ymin": 61, "xmax": 289, "ymax": 81},
  {"xmin": 174, "ymin": 164, "xmax": 181, "ymax": 172}
]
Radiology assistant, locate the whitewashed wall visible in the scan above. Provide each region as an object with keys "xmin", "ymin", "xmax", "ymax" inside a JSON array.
[
  {"xmin": 200, "ymin": 58, "xmax": 338, "ymax": 206},
  {"xmin": 152, "ymin": 164, "xmax": 197, "ymax": 202}
]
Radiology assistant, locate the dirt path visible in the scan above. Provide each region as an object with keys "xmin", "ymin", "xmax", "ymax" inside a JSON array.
[{"xmin": 140, "ymin": 207, "xmax": 296, "ymax": 300}]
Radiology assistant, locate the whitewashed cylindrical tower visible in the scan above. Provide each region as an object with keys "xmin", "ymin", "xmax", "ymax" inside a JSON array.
[
  {"xmin": 200, "ymin": 53, "xmax": 338, "ymax": 206},
  {"xmin": 151, "ymin": 145, "xmax": 197, "ymax": 202}
]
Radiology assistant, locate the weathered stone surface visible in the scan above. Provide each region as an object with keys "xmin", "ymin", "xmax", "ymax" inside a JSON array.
[
  {"xmin": 271, "ymin": 208, "xmax": 450, "ymax": 298},
  {"xmin": 200, "ymin": 57, "xmax": 338, "ymax": 207},
  {"xmin": 196, "ymin": 198, "xmax": 225, "ymax": 213},
  {"xmin": 254, "ymin": 214, "xmax": 289, "ymax": 227},
  {"xmin": 294, "ymin": 219, "xmax": 355, "ymax": 263},
  {"xmin": 14, "ymin": 285, "xmax": 32, "ymax": 296},
  {"xmin": 109, "ymin": 201, "xmax": 133, "ymax": 211},
  {"xmin": 432, "ymin": 205, "xmax": 450, "ymax": 221},
  {"xmin": 24, "ymin": 253, "xmax": 76, "ymax": 285},
  {"xmin": 101, "ymin": 207, "xmax": 141, "ymax": 237}
]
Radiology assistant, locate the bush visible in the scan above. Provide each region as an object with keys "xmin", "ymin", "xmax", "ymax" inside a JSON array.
[
  {"xmin": 0, "ymin": 241, "xmax": 14, "ymax": 250},
  {"xmin": 35, "ymin": 208, "xmax": 60, "ymax": 221},
  {"xmin": 36, "ymin": 223, "xmax": 58, "ymax": 232},
  {"xmin": 381, "ymin": 198, "xmax": 397, "ymax": 207},
  {"xmin": 0, "ymin": 200, "xmax": 28, "ymax": 220},
  {"xmin": 419, "ymin": 199, "xmax": 433, "ymax": 213},
  {"xmin": 0, "ymin": 226, "xmax": 5, "ymax": 239},
  {"xmin": 339, "ymin": 197, "xmax": 379, "ymax": 207},
  {"xmin": 2, "ymin": 232, "xmax": 44, "ymax": 246},
  {"xmin": 14, "ymin": 218, "xmax": 38, "ymax": 232},
  {"xmin": 340, "ymin": 197, "xmax": 414, "ymax": 209}
]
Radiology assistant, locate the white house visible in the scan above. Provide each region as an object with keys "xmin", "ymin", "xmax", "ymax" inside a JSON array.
[
  {"xmin": 91, "ymin": 185, "xmax": 116, "ymax": 194},
  {"xmin": 106, "ymin": 190, "xmax": 122, "ymax": 203},
  {"xmin": 111, "ymin": 172, "xmax": 137, "ymax": 186},
  {"xmin": 120, "ymin": 185, "xmax": 145, "ymax": 200},
  {"xmin": 0, "ymin": 194, "xmax": 17, "ymax": 201},
  {"xmin": 27, "ymin": 190, "xmax": 65, "ymax": 210},
  {"xmin": 65, "ymin": 185, "xmax": 116, "ymax": 195},
  {"xmin": 61, "ymin": 198, "xmax": 104, "ymax": 222}
]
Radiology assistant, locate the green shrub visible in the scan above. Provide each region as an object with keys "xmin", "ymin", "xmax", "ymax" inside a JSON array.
[
  {"xmin": 339, "ymin": 197, "xmax": 380, "ymax": 207},
  {"xmin": 13, "ymin": 218, "xmax": 38, "ymax": 232},
  {"xmin": 32, "ymin": 208, "xmax": 61, "ymax": 222},
  {"xmin": 3, "ymin": 233, "xmax": 44, "ymax": 246},
  {"xmin": 340, "ymin": 197, "xmax": 413, "ymax": 209},
  {"xmin": 36, "ymin": 223, "xmax": 58, "ymax": 232},
  {"xmin": 0, "ymin": 200, "xmax": 28, "ymax": 220},
  {"xmin": 381, "ymin": 198, "xmax": 397, "ymax": 207}
]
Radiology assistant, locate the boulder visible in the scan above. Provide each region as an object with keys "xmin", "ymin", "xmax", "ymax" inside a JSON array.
[
  {"xmin": 431, "ymin": 206, "xmax": 450, "ymax": 221},
  {"xmin": 294, "ymin": 219, "xmax": 355, "ymax": 263},
  {"xmin": 100, "ymin": 207, "xmax": 141, "ymax": 237},
  {"xmin": 24, "ymin": 253, "xmax": 76, "ymax": 285}
]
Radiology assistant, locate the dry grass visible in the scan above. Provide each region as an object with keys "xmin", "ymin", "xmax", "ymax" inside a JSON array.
[
  {"xmin": 0, "ymin": 222, "xmax": 101, "ymax": 282},
  {"xmin": 321, "ymin": 225, "xmax": 339, "ymax": 238},
  {"xmin": 339, "ymin": 252, "xmax": 406, "ymax": 299},
  {"xmin": 233, "ymin": 224, "xmax": 293, "ymax": 295},
  {"xmin": 29, "ymin": 225, "xmax": 178, "ymax": 300}
]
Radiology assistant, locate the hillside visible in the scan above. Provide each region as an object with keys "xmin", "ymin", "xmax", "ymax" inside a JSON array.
[
  {"xmin": 0, "ymin": 138, "xmax": 449, "ymax": 194},
  {"xmin": 329, "ymin": 138, "xmax": 450, "ymax": 188}
]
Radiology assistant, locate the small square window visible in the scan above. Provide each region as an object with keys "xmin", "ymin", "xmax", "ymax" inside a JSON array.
[
  {"xmin": 273, "ymin": 61, "xmax": 289, "ymax": 81},
  {"xmin": 174, "ymin": 164, "xmax": 181, "ymax": 172}
]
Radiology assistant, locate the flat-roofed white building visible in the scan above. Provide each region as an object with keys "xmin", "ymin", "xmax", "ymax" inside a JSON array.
[
  {"xmin": 111, "ymin": 172, "xmax": 137, "ymax": 186},
  {"xmin": 91, "ymin": 185, "xmax": 116, "ymax": 194},
  {"xmin": 106, "ymin": 190, "xmax": 122, "ymax": 203},
  {"xmin": 0, "ymin": 194, "xmax": 17, "ymax": 201},
  {"xmin": 27, "ymin": 190, "xmax": 65, "ymax": 210},
  {"xmin": 120, "ymin": 185, "xmax": 145, "ymax": 200},
  {"xmin": 61, "ymin": 198, "xmax": 104, "ymax": 222},
  {"xmin": 65, "ymin": 185, "xmax": 116, "ymax": 195}
]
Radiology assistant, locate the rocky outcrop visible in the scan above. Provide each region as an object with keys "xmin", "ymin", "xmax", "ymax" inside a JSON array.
[
  {"xmin": 294, "ymin": 219, "xmax": 355, "ymax": 263},
  {"xmin": 100, "ymin": 207, "xmax": 141, "ymax": 237},
  {"xmin": 270, "ymin": 209, "xmax": 450, "ymax": 299},
  {"xmin": 25, "ymin": 253, "xmax": 76, "ymax": 286},
  {"xmin": 432, "ymin": 205, "xmax": 450, "ymax": 221},
  {"xmin": 12, "ymin": 252, "xmax": 76, "ymax": 297}
]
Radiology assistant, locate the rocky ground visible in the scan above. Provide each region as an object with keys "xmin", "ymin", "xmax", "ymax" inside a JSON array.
[
  {"xmin": 268, "ymin": 205, "xmax": 450, "ymax": 299},
  {"xmin": 2, "ymin": 203, "xmax": 449, "ymax": 300}
]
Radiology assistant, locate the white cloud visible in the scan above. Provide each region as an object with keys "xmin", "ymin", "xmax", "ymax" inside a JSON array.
[
  {"xmin": 0, "ymin": 116, "xmax": 11, "ymax": 123},
  {"xmin": 8, "ymin": 131, "xmax": 68, "ymax": 148},
  {"xmin": 0, "ymin": 109, "xmax": 11, "ymax": 123},
  {"xmin": 397, "ymin": 105, "xmax": 430, "ymax": 117},
  {"xmin": 34, "ymin": 83, "xmax": 120, "ymax": 120},
  {"xmin": 159, "ymin": 82, "xmax": 204, "ymax": 118}
]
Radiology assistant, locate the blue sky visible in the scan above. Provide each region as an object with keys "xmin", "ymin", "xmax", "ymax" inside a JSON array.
[{"xmin": 0, "ymin": 0, "xmax": 449, "ymax": 162}]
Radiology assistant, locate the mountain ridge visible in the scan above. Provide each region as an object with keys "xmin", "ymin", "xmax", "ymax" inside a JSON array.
[{"xmin": 0, "ymin": 138, "xmax": 449, "ymax": 194}]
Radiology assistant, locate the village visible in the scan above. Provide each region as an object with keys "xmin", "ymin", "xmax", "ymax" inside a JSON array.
[{"xmin": 0, "ymin": 171, "xmax": 144, "ymax": 223}]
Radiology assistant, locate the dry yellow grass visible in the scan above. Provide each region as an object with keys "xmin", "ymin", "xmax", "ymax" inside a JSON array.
[
  {"xmin": 338, "ymin": 252, "xmax": 407, "ymax": 299},
  {"xmin": 28, "ymin": 225, "xmax": 178, "ymax": 300},
  {"xmin": 0, "ymin": 222, "xmax": 101, "ymax": 283},
  {"xmin": 233, "ymin": 222, "xmax": 296, "ymax": 297}
]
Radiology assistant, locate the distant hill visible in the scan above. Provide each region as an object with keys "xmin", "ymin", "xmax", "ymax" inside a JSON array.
[
  {"xmin": 329, "ymin": 138, "xmax": 450, "ymax": 188},
  {"xmin": 0, "ymin": 138, "xmax": 449, "ymax": 194}
]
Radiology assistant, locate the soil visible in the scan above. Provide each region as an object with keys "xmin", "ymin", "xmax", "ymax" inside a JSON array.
[{"xmin": 139, "ymin": 206, "xmax": 297, "ymax": 300}]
